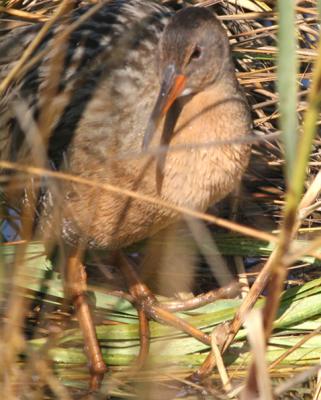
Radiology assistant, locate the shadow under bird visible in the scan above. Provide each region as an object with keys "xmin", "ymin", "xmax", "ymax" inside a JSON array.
[{"xmin": 0, "ymin": 0, "xmax": 252, "ymax": 389}]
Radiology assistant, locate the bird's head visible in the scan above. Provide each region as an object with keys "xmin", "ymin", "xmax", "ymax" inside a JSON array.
[{"xmin": 143, "ymin": 7, "xmax": 230, "ymax": 149}]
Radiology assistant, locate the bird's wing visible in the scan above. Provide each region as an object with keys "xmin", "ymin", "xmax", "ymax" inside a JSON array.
[{"xmin": 0, "ymin": 1, "xmax": 171, "ymax": 167}]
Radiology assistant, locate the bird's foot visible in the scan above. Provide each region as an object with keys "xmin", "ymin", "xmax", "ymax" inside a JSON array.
[{"xmin": 116, "ymin": 252, "xmax": 211, "ymax": 356}]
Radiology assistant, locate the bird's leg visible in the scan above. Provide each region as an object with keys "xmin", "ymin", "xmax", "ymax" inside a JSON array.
[
  {"xmin": 136, "ymin": 306, "xmax": 150, "ymax": 368},
  {"xmin": 116, "ymin": 252, "xmax": 211, "ymax": 354},
  {"xmin": 65, "ymin": 247, "xmax": 107, "ymax": 390}
]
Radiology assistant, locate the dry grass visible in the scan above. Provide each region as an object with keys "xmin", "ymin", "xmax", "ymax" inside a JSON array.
[{"xmin": 1, "ymin": 0, "xmax": 321, "ymax": 399}]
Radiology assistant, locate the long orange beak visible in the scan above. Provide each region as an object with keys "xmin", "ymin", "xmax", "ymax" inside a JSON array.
[{"xmin": 143, "ymin": 65, "xmax": 186, "ymax": 149}]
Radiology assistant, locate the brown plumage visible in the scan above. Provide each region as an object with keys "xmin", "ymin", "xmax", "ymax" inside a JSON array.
[
  {"xmin": 0, "ymin": 0, "xmax": 251, "ymax": 386},
  {"xmin": 46, "ymin": 6, "xmax": 251, "ymax": 249}
]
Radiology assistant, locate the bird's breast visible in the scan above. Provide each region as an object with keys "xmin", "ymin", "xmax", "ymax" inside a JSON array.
[
  {"xmin": 155, "ymin": 86, "xmax": 251, "ymax": 208},
  {"xmin": 59, "ymin": 83, "xmax": 251, "ymax": 249}
]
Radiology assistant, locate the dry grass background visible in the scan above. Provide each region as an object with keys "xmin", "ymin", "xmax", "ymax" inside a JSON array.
[{"xmin": 0, "ymin": 0, "xmax": 321, "ymax": 399}]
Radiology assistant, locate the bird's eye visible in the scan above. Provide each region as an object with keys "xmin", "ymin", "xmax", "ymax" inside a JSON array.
[{"xmin": 189, "ymin": 45, "xmax": 202, "ymax": 62}]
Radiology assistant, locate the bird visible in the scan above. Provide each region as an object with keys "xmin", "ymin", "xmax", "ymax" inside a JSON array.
[{"xmin": 0, "ymin": 0, "xmax": 252, "ymax": 389}]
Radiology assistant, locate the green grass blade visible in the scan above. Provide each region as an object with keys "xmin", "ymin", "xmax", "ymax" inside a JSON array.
[{"xmin": 277, "ymin": 0, "xmax": 298, "ymax": 181}]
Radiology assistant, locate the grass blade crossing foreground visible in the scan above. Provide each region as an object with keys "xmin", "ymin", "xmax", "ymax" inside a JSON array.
[{"xmin": 277, "ymin": 0, "xmax": 298, "ymax": 181}]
